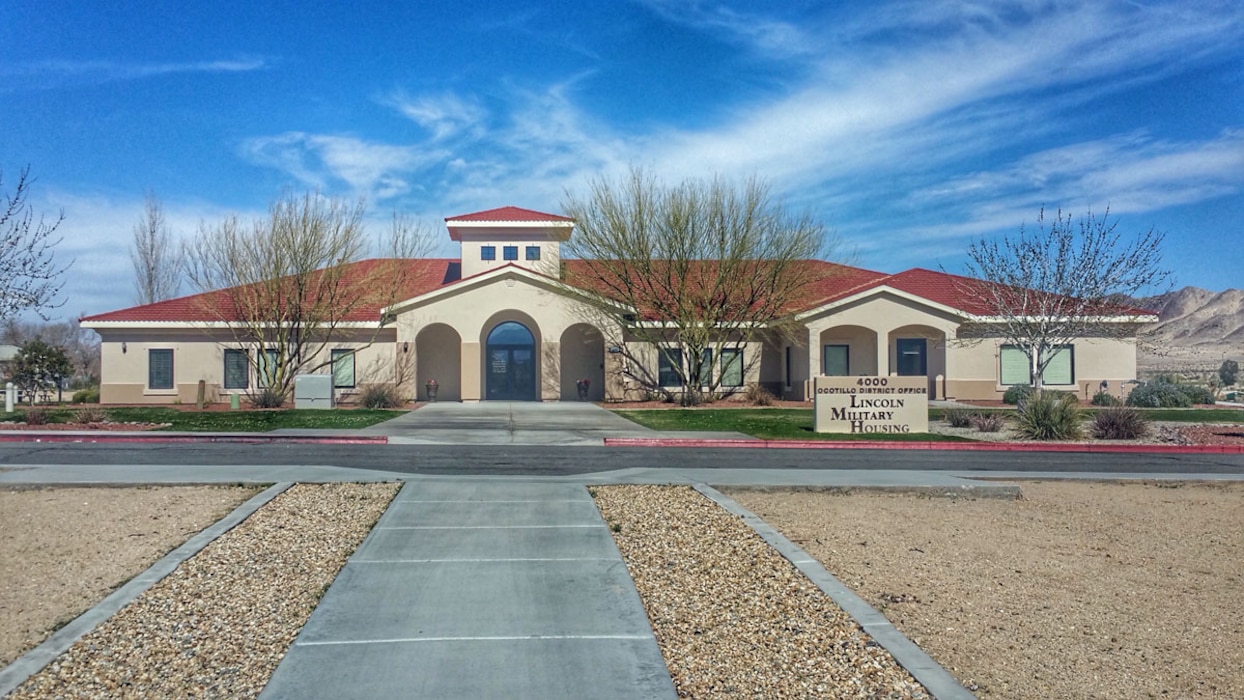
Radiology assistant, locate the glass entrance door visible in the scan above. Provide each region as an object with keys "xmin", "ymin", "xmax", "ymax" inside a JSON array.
[
  {"xmin": 896, "ymin": 338, "xmax": 927, "ymax": 376},
  {"xmin": 485, "ymin": 322, "xmax": 537, "ymax": 400}
]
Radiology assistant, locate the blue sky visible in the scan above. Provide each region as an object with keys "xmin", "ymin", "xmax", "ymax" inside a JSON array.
[{"xmin": 2, "ymin": 0, "xmax": 1242, "ymax": 320}]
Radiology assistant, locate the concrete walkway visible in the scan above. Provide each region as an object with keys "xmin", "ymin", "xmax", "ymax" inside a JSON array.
[
  {"xmin": 355, "ymin": 401, "xmax": 752, "ymax": 445},
  {"xmin": 260, "ymin": 479, "xmax": 675, "ymax": 699}
]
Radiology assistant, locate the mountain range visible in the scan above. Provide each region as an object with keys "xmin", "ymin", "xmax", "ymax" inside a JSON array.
[{"xmin": 1137, "ymin": 287, "xmax": 1244, "ymax": 374}]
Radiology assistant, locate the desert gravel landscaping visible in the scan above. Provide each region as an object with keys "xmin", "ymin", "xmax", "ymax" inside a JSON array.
[
  {"xmin": 6, "ymin": 482, "xmax": 399, "ymax": 699},
  {"xmin": 729, "ymin": 481, "xmax": 1244, "ymax": 699},
  {"xmin": 593, "ymin": 484, "xmax": 929, "ymax": 699},
  {"xmin": 0, "ymin": 485, "xmax": 260, "ymax": 667}
]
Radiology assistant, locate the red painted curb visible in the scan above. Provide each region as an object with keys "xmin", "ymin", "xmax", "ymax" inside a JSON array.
[
  {"xmin": 603, "ymin": 437, "xmax": 1244, "ymax": 454},
  {"xmin": 0, "ymin": 434, "xmax": 389, "ymax": 445}
]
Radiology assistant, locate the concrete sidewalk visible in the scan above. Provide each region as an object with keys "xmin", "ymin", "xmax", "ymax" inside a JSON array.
[{"xmin": 260, "ymin": 480, "xmax": 675, "ymax": 699}]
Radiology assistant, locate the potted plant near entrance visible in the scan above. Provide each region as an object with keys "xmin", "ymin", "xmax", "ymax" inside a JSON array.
[
  {"xmin": 576, "ymin": 378, "xmax": 591, "ymax": 401},
  {"xmin": 425, "ymin": 379, "xmax": 438, "ymax": 402}
]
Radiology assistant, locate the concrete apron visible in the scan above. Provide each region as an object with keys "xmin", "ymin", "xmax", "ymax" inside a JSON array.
[
  {"xmin": 260, "ymin": 480, "xmax": 676, "ymax": 700},
  {"xmin": 358, "ymin": 401, "xmax": 676, "ymax": 446}
]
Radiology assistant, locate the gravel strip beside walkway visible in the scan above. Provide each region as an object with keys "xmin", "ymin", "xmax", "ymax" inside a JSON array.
[
  {"xmin": 592, "ymin": 484, "xmax": 929, "ymax": 699},
  {"xmin": 6, "ymin": 482, "xmax": 400, "ymax": 699}
]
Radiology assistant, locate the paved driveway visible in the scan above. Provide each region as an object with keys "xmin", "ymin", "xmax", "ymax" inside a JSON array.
[{"xmin": 359, "ymin": 401, "xmax": 714, "ymax": 446}]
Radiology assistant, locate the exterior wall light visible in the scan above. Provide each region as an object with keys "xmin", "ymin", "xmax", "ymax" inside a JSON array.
[
  {"xmin": 122, "ymin": 342, "xmax": 127, "ymax": 354},
  {"xmin": 608, "ymin": 346, "xmax": 622, "ymax": 354}
]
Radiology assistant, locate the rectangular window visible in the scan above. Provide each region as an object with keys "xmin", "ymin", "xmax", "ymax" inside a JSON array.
[
  {"xmin": 331, "ymin": 349, "xmax": 355, "ymax": 388},
  {"xmin": 525, "ymin": 246, "xmax": 540, "ymax": 261},
  {"xmin": 697, "ymin": 349, "xmax": 713, "ymax": 386},
  {"xmin": 148, "ymin": 349, "xmax": 173, "ymax": 390},
  {"xmin": 503, "ymin": 245, "xmax": 518, "ymax": 261},
  {"xmin": 1000, "ymin": 345, "xmax": 1075, "ymax": 385},
  {"xmin": 223, "ymin": 349, "xmax": 249, "ymax": 390},
  {"xmin": 658, "ymin": 348, "xmax": 683, "ymax": 387},
  {"xmin": 721, "ymin": 348, "xmax": 744, "ymax": 387},
  {"xmin": 823, "ymin": 344, "xmax": 849, "ymax": 376},
  {"xmin": 481, "ymin": 246, "xmax": 496, "ymax": 261},
  {"xmin": 257, "ymin": 348, "xmax": 279, "ymax": 387}
]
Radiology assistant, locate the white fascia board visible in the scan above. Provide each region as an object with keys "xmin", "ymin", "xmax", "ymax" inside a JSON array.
[
  {"xmin": 795, "ymin": 285, "xmax": 968, "ymax": 321},
  {"xmin": 382, "ymin": 266, "xmax": 636, "ymax": 316},
  {"xmin": 970, "ymin": 313, "xmax": 1160, "ymax": 324},
  {"xmin": 445, "ymin": 220, "xmax": 574, "ymax": 228},
  {"xmin": 80, "ymin": 320, "xmax": 381, "ymax": 330}
]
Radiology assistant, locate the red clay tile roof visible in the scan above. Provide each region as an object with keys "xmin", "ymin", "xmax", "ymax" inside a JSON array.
[{"xmin": 445, "ymin": 206, "xmax": 574, "ymax": 223}]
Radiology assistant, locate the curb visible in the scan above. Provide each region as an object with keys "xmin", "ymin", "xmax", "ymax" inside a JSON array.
[
  {"xmin": 0, "ymin": 482, "xmax": 294, "ymax": 697},
  {"xmin": 604, "ymin": 437, "xmax": 1244, "ymax": 454},
  {"xmin": 693, "ymin": 483, "xmax": 977, "ymax": 700},
  {"xmin": 0, "ymin": 433, "xmax": 388, "ymax": 445}
]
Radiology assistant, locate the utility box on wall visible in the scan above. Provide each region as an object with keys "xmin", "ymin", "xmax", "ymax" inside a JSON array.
[{"xmin": 294, "ymin": 374, "xmax": 334, "ymax": 410}]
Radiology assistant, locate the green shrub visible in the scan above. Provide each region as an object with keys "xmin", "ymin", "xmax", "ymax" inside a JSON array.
[
  {"xmin": 970, "ymin": 412, "xmax": 1006, "ymax": 433},
  {"xmin": 1090, "ymin": 391, "xmax": 1121, "ymax": 407},
  {"xmin": 249, "ymin": 387, "xmax": 287, "ymax": 409},
  {"xmin": 1002, "ymin": 385, "xmax": 1032, "ymax": 405},
  {"xmin": 1177, "ymin": 384, "xmax": 1216, "ymax": 405},
  {"xmin": 22, "ymin": 406, "xmax": 51, "ymax": 426},
  {"xmin": 1015, "ymin": 391, "xmax": 1082, "ymax": 440},
  {"xmin": 360, "ymin": 383, "xmax": 403, "ymax": 409},
  {"xmin": 1091, "ymin": 406, "xmax": 1149, "ymax": 440},
  {"xmin": 1219, "ymin": 359, "xmax": 1239, "ymax": 387},
  {"xmin": 72, "ymin": 406, "xmax": 110, "ymax": 424},
  {"xmin": 72, "ymin": 387, "xmax": 100, "ymax": 404},
  {"xmin": 1126, "ymin": 382, "xmax": 1197, "ymax": 408},
  {"xmin": 943, "ymin": 408, "xmax": 973, "ymax": 428}
]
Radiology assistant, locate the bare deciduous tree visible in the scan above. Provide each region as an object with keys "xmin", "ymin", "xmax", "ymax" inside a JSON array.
[
  {"xmin": 0, "ymin": 166, "xmax": 69, "ymax": 320},
  {"xmin": 960, "ymin": 207, "xmax": 1171, "ymax": 393},
  {"xmin": 562, "ymin": 167, "xmax": 833, "ymax": 404},
  {"xmin": 185, "ymin": 192, "xmax": 433, "ymax": 404},
  {"xmin": 131, "ymin": 192, "xmax": 182, "ymax": 304}
]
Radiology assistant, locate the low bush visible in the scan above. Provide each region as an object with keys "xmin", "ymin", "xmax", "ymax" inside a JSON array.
[
  {"xmin": 1015, "ymin": 391, "xmax": 1083, "ymax": 440},
  {"xmin": 970, "ymin": 412, "xmax": 1006, "ymax": 433},
  {"xmin": 1002, "ymin": 385, "xmax": 1032, "ymax": 405},
  {"xmin": 249, "ymin": 387, "xmax": 287, "ymax": 409},
  {"xmin": 943, "ymin": 408, "xmax": 973, "ymax": 428},
  {"xmin": 744, "ymin": 383, "xmax": 775, "ymax": 407},
  {"xmin": 1124, "ymin": 381, "xmax": 1216, "ymax": 408},
  {"xmin": 72, "ymin": 387, "xmax": 100, "ymax": 404},
  {"xmin": 1090, "ymin": 391, "xmax": 1121, "ymax": 407},
  {"xmin": 1178, "ymin": 384, "xmax": 1217, "ymax": 405},
  {"xmin": 22, "ymin": 406, "xmax": 51, "ymax": 425},
  {"xmin": 360, "ymin": 383, "xmax": 404, "ymax": 409},
  {"xmin": 72, "ymin": 406, "xmax": 110, "ymax": 424},
  {"xmin": 1091, "ymin": 406, "xmax": 1149, "ymax": 440}
]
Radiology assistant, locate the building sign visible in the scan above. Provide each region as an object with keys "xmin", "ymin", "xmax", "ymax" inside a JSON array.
[{"xmin": 813, "ymin": 376, "xmax": 928, "ymax": 434}]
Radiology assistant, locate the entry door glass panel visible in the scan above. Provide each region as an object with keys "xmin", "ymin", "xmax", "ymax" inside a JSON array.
[
  {"xmin": 485, "ymin": 322, "xmax": 537, "ymax": 400},
  {"xmin": 896, "ymin": 338, "xmax": 927, "ymax": 376}
]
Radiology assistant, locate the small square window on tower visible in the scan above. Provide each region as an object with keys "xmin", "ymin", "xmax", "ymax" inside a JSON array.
[
  {"xmin": 525, "ymin": 246, "xmax": 540, "ymax": 260},
  {"xmin": 503, "ymin": 245, "xmax": 518, "ymax": 260},
  {"xmin": 481, "ymin": 246, "xmax": 496, "ymax": 260}
]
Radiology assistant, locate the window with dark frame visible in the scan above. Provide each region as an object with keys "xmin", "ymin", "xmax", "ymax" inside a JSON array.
[
  {"xmin": 658, "ymin": 348, "xmax": 684, "ymax": 387},
  {"xmin": 148, "ymin": 349, "xmax": 174, "ymax": 390},
  {"xmin": 823, "ymin": 344, "xmax": 849, "ymax": 376},
  {"xmin": 525, "ymin": 246, "xmax": 540, "ymax": 261},
  {"xmin": 503, "ymin": 245, "xmax": 518, "ymax": 260},
  {"xmin": 1000, "ymin": 345, "xmax": 1074, "ymax": 386},
  {"xmin": 331, "ymin": 349, "xmax": 356, "ymax": 388},
  {"xmin": 223, "ymin": 349, "xmax": 248, "ymax": 390},
  {"xmin": 698, "ymin": 349, "xmax": 713, "ymax": 386},
  {"xmin": 481, "ymin": 246, "xmax": 496, "ymax": 260}
]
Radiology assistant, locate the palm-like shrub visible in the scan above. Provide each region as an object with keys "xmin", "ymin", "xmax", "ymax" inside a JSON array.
[
  {"xmin": 943, "ymin": 408, "xmax": 973, "ymax": 428},
  {"xmin": 1091, "ymin": 407, "xmax": 1149, "ymax": 440},
  {"xmin": 1015, "ymin": 391, "xmax": 1083, "ymax": 440},
  {"xmin": 970, "ymin": 412, "xmax": 1006, "ymax": 433}
]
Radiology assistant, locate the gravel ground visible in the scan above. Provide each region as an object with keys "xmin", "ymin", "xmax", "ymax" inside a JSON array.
[
  {"xmin": 728, "ymin": 481, "xmax": 1244, "ymax": 699},
  {"xmin": 592, "ymin": 484, "xmax": 928, "ymax": 699},
  {"xmin": 7, "ymin": 482, "xmax": 399, "ymax": 699},
  {"xmin": 0, "ymin": 486, "xmax": 259, "ymax": 667}
]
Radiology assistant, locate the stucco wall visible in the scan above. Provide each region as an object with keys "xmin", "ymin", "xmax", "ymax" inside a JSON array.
[{"xmin": 945, "ymin": 336, "xmax": 1141, "ymax": 401}]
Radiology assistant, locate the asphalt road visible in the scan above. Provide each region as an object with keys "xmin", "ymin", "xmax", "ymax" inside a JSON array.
[{"xmin": 1, "ymin": 443, "xmax": 1242, "ymax": 476}]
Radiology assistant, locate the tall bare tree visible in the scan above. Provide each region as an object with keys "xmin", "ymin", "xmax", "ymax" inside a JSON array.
[
  {"xmin": 0, "ymin": 166, "xmax": 69, "ymax": 320},
  {"xmin": 562, "ymin": 167, "xmax": 833, "ymax": 404},
  {"xmin": 131, "ymin": 192, "xmax": 182, "ymax": 304},
  {"xmin": 185, "ymin": 192, "xmax": 433, "ymax": 404},
  {"xmin": 960, "ymin": 207, "xmax": 1171, "ymax": 393}
]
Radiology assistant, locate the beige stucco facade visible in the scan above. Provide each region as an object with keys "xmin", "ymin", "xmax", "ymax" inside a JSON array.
[{"xmin": 82, "ymin": 207, "xmax": 1150, "ymax": 405}]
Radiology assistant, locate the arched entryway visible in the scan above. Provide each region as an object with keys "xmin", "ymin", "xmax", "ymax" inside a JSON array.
[
  {"xmin": 485, "ymin": 321, "xmax": 537, "ymax": 400},
  {"xmin": 560, "ymin": 323, "xmax": 605, "ymax": 401},
  {"xmin": 416, "ymin": 323, "xmax": 462, "ymax": 401}
]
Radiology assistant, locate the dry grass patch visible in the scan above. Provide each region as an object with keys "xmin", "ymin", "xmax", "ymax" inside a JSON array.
[{"xmin": 728, "ymin": 481, "xmax": 1244, "ymax": 699}]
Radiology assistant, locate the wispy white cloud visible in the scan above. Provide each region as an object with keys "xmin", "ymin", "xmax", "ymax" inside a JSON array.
[
  {"xmin": 241, "ymin": 132, "xmax": 450, "ymax": 200},
  {"xmin": 633, "ymin": 0, "xmax": 817, "ymax": 58},
  {"xmin": 379, "ymin": 91, "xmax": 488, "ymax": 141},
  {"xmin": 0, "ymin": 57, "xmax": 269, "ymax": 86}
]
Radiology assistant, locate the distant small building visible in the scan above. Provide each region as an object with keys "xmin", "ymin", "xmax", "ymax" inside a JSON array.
[{"xmin": 81, "ymin": 206, "xmax": 1156, "ymax": 404}]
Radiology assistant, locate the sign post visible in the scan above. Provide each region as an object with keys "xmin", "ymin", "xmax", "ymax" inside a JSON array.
[{"xmin": 813, "ymin": 376, "xmax": 928, "ymax": 434}]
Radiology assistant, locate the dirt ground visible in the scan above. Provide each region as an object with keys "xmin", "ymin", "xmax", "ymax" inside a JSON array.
[
  {"xmin": 728, "ymin": 482, "xmax": 1244, "ymax": 699},
  {"xmin": 0, "ymin": 485, "xmax": 260, "ymax": 667}
]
